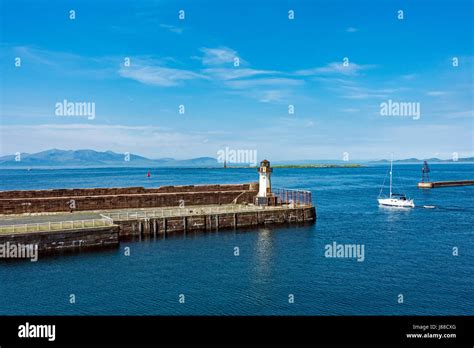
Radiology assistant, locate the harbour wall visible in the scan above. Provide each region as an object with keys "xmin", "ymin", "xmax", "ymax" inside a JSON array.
[
  {"xmin": 0, "ymin": 184, "xmax": 257, "ymax": 199},
  {"xmin": 0, "ymin": 225, "xmax": 119, "ymax": 253},
  {"xmin": 0, "ymin": 206, "xmax": 316, "ymax": 254},
  {"xmin": 0, "ymin": 183, "xmax": 258, "ymax": 214},
  {"xmin": 0, "ymin": 182, "xmax": 316, "ymax": 255},
  {"xmin": 118, "ymin": 206, "xmax": 316, "ymax": 238}
]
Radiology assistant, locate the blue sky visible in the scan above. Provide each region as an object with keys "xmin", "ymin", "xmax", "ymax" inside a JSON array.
[{"xmin": 0, "ymin": 0, "xmax": 473, "ymax": 160}]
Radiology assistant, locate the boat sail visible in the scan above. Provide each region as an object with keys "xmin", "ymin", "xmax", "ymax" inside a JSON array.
[{"xmin": 377, "ymin": 156, "xmax": 415, "ymax": 208}]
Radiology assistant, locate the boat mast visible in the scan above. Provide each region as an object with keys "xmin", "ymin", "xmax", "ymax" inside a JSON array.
[{"xmin": 389, "ymin": 154, "xmax": 393, "ymax": 198}]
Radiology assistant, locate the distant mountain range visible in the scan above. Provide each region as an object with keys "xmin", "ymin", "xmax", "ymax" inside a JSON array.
[
  {"xmin": 0, "ymin": 149, "xmax": 219, "ymax": 168},
  {"xmin": 0, "ymin": 149, "xmax": 472, "ymax": 168}
]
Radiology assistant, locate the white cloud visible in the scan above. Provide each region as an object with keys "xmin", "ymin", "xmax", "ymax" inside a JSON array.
[
  {"xmin": 338, "ymin": 86, "xmax": 401, "ymax": 100},
  {"xmin": 202, "ymin": 67, "xmax": 276, "ymax": 80},
  {"xmin": 444, "ymin": 109, "xmax": 474, "ymax": 119},
  {"xmin": 346, "ymin": 27, "xmax": 359, "ymax": 33},
  {"xmin": 258, "ymin": 90, "xmax": 289, "ymax": 103},
  {"xmin": 159, "ymin": 24, "xmax": 184, "ymax": 34},
  {"xmin": 196, "ymin": 47, "xmax": 298, "ymax": 103},
  {"xmin": 119, "ymin": 59, "xmax": 206, "ymax": 86},
  {"xmin": 9, "ymin": 46, "xmax": 114, "ymax": 78},
  {"xmin": 426, "ymin": 91, "xmax": 449, "ymax": 96},
  {"xmin": 199, "ymin": 47, "xmax": 239, "ymax": 66},
  {"xmin": 295, "ymin": 62, "xmax": 375, "ymax": 77},
  {"xmin": 341, "ymin": 108, "xmax": 360, "ymax": 113},
  {"xmin": 225, "ymin": 78, "xmax": 303, "ymax": 89}
]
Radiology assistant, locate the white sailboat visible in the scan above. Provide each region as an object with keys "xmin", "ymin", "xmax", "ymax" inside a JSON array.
[{"xmin": 378, "ymin": 156, "xmax": 415, "ymax": 208}]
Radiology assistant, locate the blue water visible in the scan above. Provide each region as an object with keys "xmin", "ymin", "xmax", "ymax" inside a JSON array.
[{"xmin": 0, "ymin": 164, "xmax": 473, "ymax": 315}]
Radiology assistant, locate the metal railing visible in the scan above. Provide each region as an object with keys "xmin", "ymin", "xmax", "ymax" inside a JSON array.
[
  {"xmin": 0, "ymin": 218, "xmax": 114, "ymax": 234},
  {"xmin": 102, "ymin": 205, "xmax": 269, "ymax": 220},
  {"xmin": 102, "ymin": 197, "xmax": 313, "ymax": 221},
  {"xmin": 273, "ymin": 188, "xmax": 313, "ymax": 206}
]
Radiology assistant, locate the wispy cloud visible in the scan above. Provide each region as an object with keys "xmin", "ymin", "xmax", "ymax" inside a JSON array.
[
  {"xmin": 295, "ymin": 62, "xmax": 375, "ymax": 77},
  {"xmin": 202, "ymin": 67, "xmax": 276, "ymax": 80},
  {"xmin": 426, "ymin": 91, "xmax": 449, "ymax": 96},
  {"xmin": 160, "ymin": 24, "xmax": 184, "ymax": 34},
  {"xmin": 197, "ymin": 47, "xmax": 298, "ymax": 102},
  {"xmin": 341, "ymin": 108, "xmax": 360, "ymax": 113},
  {"xmin": 338, "ymin": 85, "xmax": 401, "ymax": 100},
  {"xmin": 225, "ymin": 78, "xmax": 303, "ymax": 89},
  {"xmin": 346, "ymin": 27, "xmax": 359, "ymax": 33},
  {"xmin": 7, "ymin": 46, "xmax": 114, "ymax": 78},
  {"xmin": 443, "ymin": 109, "xmax": 474, "ymax": 119},
  {"xmin": 199, "ymin": 47, "xmax": 240, "ymax": 66},
  {"xmin": 119, "ymin": 59, "xmax": 207, "ymax": 86},
  {"xmin": 257, "ymin": 90, "xmax": 292, "ymax": 103},
  {"xmin": 11, "ymin": 46, "xmax": 59, "ymax": 66}
]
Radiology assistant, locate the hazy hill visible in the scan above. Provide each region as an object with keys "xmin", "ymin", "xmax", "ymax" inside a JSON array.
[
  {"xmin": 0, "ymin": 149, "xmax": 219, "ymax": 168},
  {"xmin": 0, "ymin": 149, "xmax": 472, "ymax": 168}
]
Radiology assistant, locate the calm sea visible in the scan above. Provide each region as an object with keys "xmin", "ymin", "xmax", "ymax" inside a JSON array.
[{"xmin": 0, "ymin": 164, "xmax": 473, "ymax": 315}]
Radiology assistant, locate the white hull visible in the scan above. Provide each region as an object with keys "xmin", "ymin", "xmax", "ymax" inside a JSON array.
[
  {"xmin": 378, "ymin": 156, "xmax": 415, "ymax": 208},
  {"xmin": 378, "ymin": 198, "xmax": 415, "ymax": 208}
]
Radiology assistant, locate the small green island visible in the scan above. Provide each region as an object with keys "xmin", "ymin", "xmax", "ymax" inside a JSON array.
[
  {"xmin": 225, "ymin": 164, "xmax": 364, "ymax": 169},
  {"xmin": 271, "ymin": 164, "xmax": 363, "ymax": 169}
]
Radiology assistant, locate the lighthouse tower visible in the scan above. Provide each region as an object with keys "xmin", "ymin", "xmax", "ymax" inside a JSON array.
[{"xmin": 256, "ymin": 159, "xmax": 276, "ymax": 206}]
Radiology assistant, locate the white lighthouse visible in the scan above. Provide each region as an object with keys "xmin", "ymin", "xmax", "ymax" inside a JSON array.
[{"xmin": 256, "ymin": 159, "xmax": 275, "ymax": 205}]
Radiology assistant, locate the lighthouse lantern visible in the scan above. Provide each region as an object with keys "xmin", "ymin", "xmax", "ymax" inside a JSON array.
[{"xmin": 256, "ymin": 159, "xmax": 277, "ymax": 206}]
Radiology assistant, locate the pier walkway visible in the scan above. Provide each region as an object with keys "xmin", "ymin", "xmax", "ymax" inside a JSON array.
[{"xmin": 0, "ymin": 202, "xmax": 313, "ymax": 235}]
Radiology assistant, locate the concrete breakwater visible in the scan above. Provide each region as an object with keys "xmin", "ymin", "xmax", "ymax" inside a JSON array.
[
  {"xmin": 0, "ymin": 225, "xmax": 119, "ymax": 254},
  {"xmin": 0, "ymin": 183, "xmax": 316, "ymax": 255},
  {"xmin": 417, "ymin": 180, "xmax": 474, "ymax": 189},
  {"xmin": 112, "ymin": 204, "xmax": 316, "ymax": 238},
  {"xmin": 0, "ymin": 183, "xmax": 258, "ymax": 214}
]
